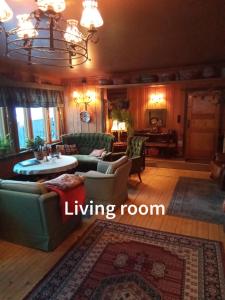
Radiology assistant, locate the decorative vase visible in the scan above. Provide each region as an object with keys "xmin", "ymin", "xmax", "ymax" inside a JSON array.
[{"xmin": 34, "ymin": 151, "xmax": 44, "ymax": 161}]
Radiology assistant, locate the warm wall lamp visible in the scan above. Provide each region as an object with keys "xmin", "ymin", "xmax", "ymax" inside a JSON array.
[
  {"xmin": 149, "ymin": 93, "xmax": 166, "ymax": 108},
  {"xmin": 72, "ymin": 79, "xmax": 96, "ymax": 110}
]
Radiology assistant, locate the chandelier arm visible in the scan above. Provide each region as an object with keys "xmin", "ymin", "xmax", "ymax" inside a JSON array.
[{"xmin": 0, "ymin": 0, "xmax": 103, "ymax": 68}]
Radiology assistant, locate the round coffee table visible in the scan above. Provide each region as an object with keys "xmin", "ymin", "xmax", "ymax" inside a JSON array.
[{"xmin": 13, "ymin": 155, "xmax": 78, "ymax": 176}]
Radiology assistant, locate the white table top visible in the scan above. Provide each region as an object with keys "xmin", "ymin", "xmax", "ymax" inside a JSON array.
[{"xmin": 13, "ymin": 155, "xmax": 78, "ymax": 175}]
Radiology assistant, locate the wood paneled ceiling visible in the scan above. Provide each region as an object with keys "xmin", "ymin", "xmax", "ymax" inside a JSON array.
[{"xmin": 1, "ymin": 0, "xmax": 225, "ymax": 80}]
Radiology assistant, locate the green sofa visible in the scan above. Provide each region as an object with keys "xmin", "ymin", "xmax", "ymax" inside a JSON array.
[
  {"xmin": 0, "ymin": 180, "xmax": 81, "ymax": 251},
  {"xmin": 62, "ymin": 133, "xmax": 114, "ymax": 171}
]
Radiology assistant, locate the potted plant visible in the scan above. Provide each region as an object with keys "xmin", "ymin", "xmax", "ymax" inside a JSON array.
[
  {"xmin": 0, "ymin": 134, "xmax": 12, "ymax": 157},
  {"xmin": 26, "ymin": 136, "xmax": 45, "ymax": 160}
]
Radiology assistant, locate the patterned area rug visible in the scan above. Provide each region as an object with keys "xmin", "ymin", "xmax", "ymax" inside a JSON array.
[
  {"xmin": 25, "ymin": 220, "xmax": 225, "ymax": 300},
  {"xmin": 167, "ymin": 177, "xmax": 225, "ymax": 224}
]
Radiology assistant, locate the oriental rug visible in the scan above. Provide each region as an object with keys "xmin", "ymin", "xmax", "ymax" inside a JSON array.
[
  {"xmin": 167, "ymin": 177, "xmax": 225, "ymax": 224},
  {"xmin": 24, "ymin": 220, "xmax": 225, "ymax": 300}
]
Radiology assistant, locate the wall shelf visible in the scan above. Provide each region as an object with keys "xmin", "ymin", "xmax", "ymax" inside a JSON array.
[{"xmin": 97, "ymin": 77, "xmax": 225, "ymax": 89}]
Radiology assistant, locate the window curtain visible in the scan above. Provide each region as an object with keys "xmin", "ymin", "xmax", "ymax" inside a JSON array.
[{"xmin": 0, "ymin": 87, "xmax": 64, "ymax": 108}]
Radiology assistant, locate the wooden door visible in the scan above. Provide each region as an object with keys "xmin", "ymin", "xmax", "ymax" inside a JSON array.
[{"xmin": 185, "ymin": 91, "xmax": 220, "ymax": 161}]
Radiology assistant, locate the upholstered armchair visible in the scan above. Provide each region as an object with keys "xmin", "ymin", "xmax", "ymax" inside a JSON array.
[
  {"xmin": 76, "ymin": 156, "xmax": 131, "ymax": 207},
  {"xmin": 111, "ymin": 136, "xmax": 148, "ymax": 182},
  {"xmin": 210, "ymin": 153, "xmax": 225, "ymax": 190}
]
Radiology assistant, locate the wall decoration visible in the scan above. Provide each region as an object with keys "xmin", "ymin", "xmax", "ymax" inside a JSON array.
[{"xmin": 80, "ymin": 111, "xmax": 91, "ymax": 123}]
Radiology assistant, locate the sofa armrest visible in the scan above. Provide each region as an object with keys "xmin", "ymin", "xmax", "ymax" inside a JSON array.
[
  {"xmin": 39, "ymin": 191, "xmax": 64, "ymax": 234},
  {"xmin": 110, "ymin": 152, "xmax": 126, "ymax": 161},
  {"xmin": 81, "ymin": 172, "xmax": 116, "ymax": 204},
  {"xmin": 102, "ymin": 151, "xmax": 112, "ymax": 161}
]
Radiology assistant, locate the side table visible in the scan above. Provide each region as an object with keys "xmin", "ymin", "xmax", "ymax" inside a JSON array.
[{"xmin": 113, "ymin": 142, "xmax": 127, "ymax": 153}]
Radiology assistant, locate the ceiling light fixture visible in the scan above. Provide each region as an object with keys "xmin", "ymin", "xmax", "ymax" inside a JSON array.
[{"xmin": 0, "ymin": 0, "xmax": 103, "ymax": 68}]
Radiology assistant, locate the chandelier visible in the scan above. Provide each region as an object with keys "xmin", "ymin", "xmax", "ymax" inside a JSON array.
[{"xmin": 0, "ymin": 0, "xmax": 103, "ymax": 68}]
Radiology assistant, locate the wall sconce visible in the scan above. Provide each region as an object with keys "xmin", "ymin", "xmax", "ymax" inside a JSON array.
[
  {"xmin": 72, "ymin": 79, "xmax": 96, "ymax": 110},
  {"xmin": 73, "ymin": 90, "xmax": 96, "ymax": 108},
  {"xmin": 149, "ymin": 93, "xmax": 166, "ymax": 108}
]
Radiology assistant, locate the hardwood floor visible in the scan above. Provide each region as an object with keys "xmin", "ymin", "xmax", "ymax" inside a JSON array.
[{"xmin": 0, "ymin": 167, "xmax": 225, "ymax": 300}]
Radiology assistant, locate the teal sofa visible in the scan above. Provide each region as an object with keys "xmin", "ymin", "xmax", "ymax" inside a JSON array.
[
  {"xmin": 62, "ymin": 133, "xmax": 114, "ymax": 171},
  {"xmin": 0, "ymin": 180, "xmax": 81, "ymax": 251}
]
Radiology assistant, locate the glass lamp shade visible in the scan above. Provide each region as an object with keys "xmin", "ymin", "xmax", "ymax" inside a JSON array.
[
  {"xmin": 118, "ymin": 122, "xmax": 127, "ymax": 131},
  {"xmin": 64, "ymin": 19, "xmax": 82, "ymax": 43},
  {"xmin": 37, "ymin": 0, "xmax": 66, "ymax": 13},
  {"xmin": 0, "ymin": 0, "xmax": 13, "ymax": 22},
  {"xmin": 111, "ymin": 120, "xmax": 119, "ymax": 132},
  {"xmin": 16, "ymin": 14, "xmax": 38, "ymax": 39},
  {"xmin": 80, "ymin": 0, "xmax": 103, "ymax": 29},
  {"xmin": 86, "ymin": 90, "xmax": 96, "ymax": 102}
]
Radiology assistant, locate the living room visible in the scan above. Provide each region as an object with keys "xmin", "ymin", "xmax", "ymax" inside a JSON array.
[{"xmin": 0, "ymin": 1, "xmax": 225, "ymax": 299}]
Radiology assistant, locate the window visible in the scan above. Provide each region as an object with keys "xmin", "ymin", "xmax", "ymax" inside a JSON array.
[
  {"xmin": 31, "ymin": 108, "xmax": 46, "ymax": 140},
  {"xmin": 49, "ymin": 107, "xmax": 59, "ymax": 141},
  {"xmin": 15, "ymin": 107, "xmax": 61, "ymax": 150},
  {"xmin": 0, "ymin": 108, "xmax": 6, "ymax": 138},
  {"xmin": 16, "ymin": 108, "xmax": 29, "ymax": 149}
]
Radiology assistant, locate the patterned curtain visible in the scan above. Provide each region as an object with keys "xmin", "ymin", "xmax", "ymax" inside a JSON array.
[{"xmin": 0, "ymin": 87, "xmax": 64, "ymax": 108}]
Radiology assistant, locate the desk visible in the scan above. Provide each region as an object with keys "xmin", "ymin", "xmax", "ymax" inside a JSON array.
[
  {"xmin": 134, "ymin": 131, "xmax": 177, "ymax": 157},
  {"xmin": 13, "ymin": 155, "xmax": 78, "ymax": 176}
]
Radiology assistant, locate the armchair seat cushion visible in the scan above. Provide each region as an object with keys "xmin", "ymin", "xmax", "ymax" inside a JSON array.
[{"xmin": 73, "ymin": 154, "xmax": 100, "ymax": 171}]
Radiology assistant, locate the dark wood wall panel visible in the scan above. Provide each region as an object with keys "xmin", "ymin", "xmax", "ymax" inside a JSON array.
[{"xmin": 128, "ymin": 85, "xmax": 185, "ymax": 138}]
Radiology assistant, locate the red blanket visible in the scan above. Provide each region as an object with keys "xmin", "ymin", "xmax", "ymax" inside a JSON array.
[{"xmin": 47, "ymin": 185, "xmax": 85, "ymax": 223}]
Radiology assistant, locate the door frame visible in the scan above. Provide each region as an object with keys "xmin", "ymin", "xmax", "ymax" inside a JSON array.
[{"xmin": 183, "ymin": 88, "xmax": 222, "ymax": 161}]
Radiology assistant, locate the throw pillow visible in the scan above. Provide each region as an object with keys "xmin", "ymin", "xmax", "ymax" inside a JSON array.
[
  {"xmin": 89, "ymin": 148, "xmax": 105, "ymax": 157},
  {"xmin": 56, "ymin": 144, "xmax": 79, "ymax": 155}
]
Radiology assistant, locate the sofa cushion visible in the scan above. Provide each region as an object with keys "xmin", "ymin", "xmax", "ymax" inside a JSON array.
[
  {"xmin": 89, "ymin": 148, "xmax": 105, "ymax": 157},
  {"xmin": 62, "ymin": 133, "xmax": 114, "ymax": 154},
  {"xmin": 106, "ymin": 156, "xmax": 128, "ymax": 174},
  {"xmin": 0, "ymin": 180, "xmax": 48, "ymax": 194},
  {"xmin": 56, "ymin": 144, "xmax": 79, "ymax": 155}
]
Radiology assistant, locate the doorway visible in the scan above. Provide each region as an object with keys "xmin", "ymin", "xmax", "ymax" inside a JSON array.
[{"xmin": 185, "ymin": 90, "xmax": 221, "ymax": 162}]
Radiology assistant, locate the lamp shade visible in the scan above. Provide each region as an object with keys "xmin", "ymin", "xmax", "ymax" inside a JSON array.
[
  {"xmin": 118, "ymin": 122, "xmax": 127, "ymax": 131},
  {"xmin": 37, "ymin": 0, "xmax": 66, "ymax": 13},
  {"xmin": 111, "ymin": 120, "xmax": 119, "ymax": 132},
  {"xmin": 64, "ymin": 19, "xmax": 82, "ymax": 43},
  {"xmin": 80, "ymin": 0, "xmax": 103, "ymax": 29},
  {"xmin": 16, "ymin": 14, "xmax": 38, "ymax": 39},
  {"xmin": 73, "ymin": 90, "xmax": 95, "ymax": 105},
  {"xmin": 0, "ymin": 0, "xmax": 13, "ymax": 23}
]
